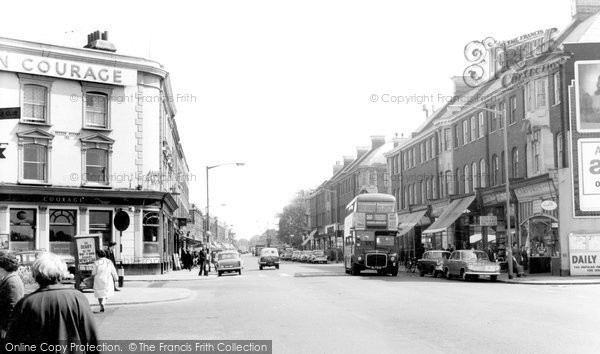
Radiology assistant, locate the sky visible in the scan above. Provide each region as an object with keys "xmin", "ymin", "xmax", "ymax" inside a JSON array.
[{"xmin": 0, "ymin": 0, "xmax": 574, "ymax": 240}]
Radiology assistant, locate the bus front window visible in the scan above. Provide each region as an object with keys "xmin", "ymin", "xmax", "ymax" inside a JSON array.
[{"xmin": 355, "ymin": 231, "xmax": 374, "ymax": 247}]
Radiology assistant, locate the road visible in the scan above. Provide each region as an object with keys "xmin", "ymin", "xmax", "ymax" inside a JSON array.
[{"xmin": 94, "ymin": 255, "xmax": 600, "ymax": 354}]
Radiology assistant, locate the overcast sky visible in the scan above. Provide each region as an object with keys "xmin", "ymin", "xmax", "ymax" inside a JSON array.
[{"xmin": 0, "ymin": 1, "xmax": 573, "ymax": 239}]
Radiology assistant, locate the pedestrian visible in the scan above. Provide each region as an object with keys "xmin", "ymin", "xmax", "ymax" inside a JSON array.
[
  {"xmin": 486, "ymin": 245, "xmax": 496, "ymax": 262},
  {"xmin": 198, "ymin": 248, "xmax": 207, "ymax": 276},
  {"xmin": 105, "ymin": 242, "xmax": 120, "ymax": 291},
  {"xmin": 5, "ymin": 252, "xmax": 99, "ymax": 352},
  {"xmin": 92, "ymin": 250, "xmax": 118, "ymax": 312},
  {"xmin": 183, "ymin": 249, "xmax": 192, "ymax": 271},
  {"xmin": 0, "ymin": 252, "xmax": 24, "ymax": 344},
  {"xmin": 521, "ymin": 246, "xmax": 529, "ymax": 272}
]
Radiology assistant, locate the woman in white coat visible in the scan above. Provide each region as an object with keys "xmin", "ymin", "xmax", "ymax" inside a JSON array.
[{"xmin": 92, "ymin": 250, "xmax": 118, "ymax": 312}]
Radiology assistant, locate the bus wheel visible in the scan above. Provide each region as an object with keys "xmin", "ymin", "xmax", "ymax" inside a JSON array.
[{"xmin": 351, "ymin": 264, "xmax": 360, "ymax": 276}]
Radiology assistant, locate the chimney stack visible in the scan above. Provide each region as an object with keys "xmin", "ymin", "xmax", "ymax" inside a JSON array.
[
  {"xmin": 333, "ymin": 161, "xmax": 343, "ymax": 175},
  {"xmin": 451, "ymin": 76, "xmax": 471, "ymax": 98},
  {"xmin": 343, "ymin": 156, "xmax": 355, "ymax": 166},
  {"xmin": 572, "ymin": 0, "xmax": 600, "ymax": 21},
  {"xmin": 84, "ymin": 30, "xmax": 117, "ymax": 52},
  {"xmin": 370, "ymin": 135, "xmax": 386, "ymax": 149},
  {"xmin": 356, "ymin": 146, "xmax": 369, "ymax": 159}
]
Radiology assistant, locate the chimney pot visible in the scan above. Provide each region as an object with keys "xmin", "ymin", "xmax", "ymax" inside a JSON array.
[
  {"xmin": 370, "ymin": 135, "xmax": 386, "ymax": 149},
  {"xmin": 84, "ymin": 30, "xmax": 117, "ymax": 52}
]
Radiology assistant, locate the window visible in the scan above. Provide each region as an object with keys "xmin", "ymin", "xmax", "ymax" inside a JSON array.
[
  {"xmin": 526, "ymin": 81, "xmax": 534, "ymax": 112},
  {"xmin": 420, "ymin": 143, "xmax": 425, "ymax": 163},
  {"xmin": 556, "ymin": 133, "xmax": 563, "ymax": 168},
  {"xmin": 512, "ymin": 147, "xmax": 519, "ymax": 178},
  {"xmin": 464, "ymin": 164, "xmax": 471, "ymax": 193},
  {"xmin": 432, "ymin": 175, "xmax": 438, "ymax": 199},
  {"xmin": 85, "ymin": 93, "xmax": 108, "ymax": 128},
  {"xmin": 80, "ymin": 134, "xmax": 114, "ymax": 185},
  {"xmin": 509, "ymin": 96, "xmax": 517, "ymax": 125},
  {"xmin": 455, "ymin": 168, "xmax": 460, "ymax": 194},
  {"xmin": 427, "ymin": 178, "xmax": 433, "ymax": 200},
  {"xmin": 533, "ymin": 131, "xmax": 541, "ymax": 173},
  {"xmin": 9, "ymin": 209, "xmax": 36, "ymax": 251},
  {"xmin": 82, "ymin": 83, "xmax": 113, "ymax": 129},
  {"xmin": 454, "ymin": 125, "xmax": 459, "ymax": 148},
  {"xmin": 471, "ymin": 116, "xmax": 477, "ymax": 140},
  {"xmin": 90, "ymin": 210, "xmax": 113, "ymax": 248},
  {"xmin": 480, "ymin": 159, "xmax": 487, "ymax": 188},
  {"xmin": 22, "ymin": 85, "xmax": 48, "ymax": 123},
  {"xmin": 478, "ymin": 112, "xmax": 485, "ymax": 138},
  {"xmin": 403, "ymin": 187, "xmax": 409, "ymax": 209},
  {"xmin": 86, "ymin": 149, "xmax": 108, "ymax": 183},
  {"xmin": 489, "ymin": 105, "xmax": 497, "ymax": 132},
  {"xmin": 49, "ymin": 209, "xmax": 76, "ymax": 256},
  {"xmin": 498, "ymin": 102, "xmax": 506, "ymax": 129},
  {"xmin": 491, "ymin": 155, "xmax": 499, "ymax": 186},
  {"xmin": 463, "ymin": 120, "xmax": 469, "ymax": 145},
  {"xmin": 23, "ymin": 144, "xmax": 47, "ymax": 182},
  {"xmin": 409, "ymin": 149, "xmax": 414, "ymax": 168},
  {"xmin": 420, "ymin": 181, "xmax": 426, "ymax": 204},
  {"xmin": 403, "ymin": 152, "xmax": 408, "ymax": 171},
  {"xmin": 472, "ymin": 162, "xmax": 479, "ymax": 189},
  {"xmin": 425, "ymin": 141, "xmax": 430, "ymax": 161},
  {"xmin": 143, "ymin": 211, "xmax": 160, "ymax": 255},
  {"xmin": 535, "ymin": 78, "xmax": 547, "ymax": 109},
  {"xmin": 445, "ymin": 171, "xmax": 453, "ymax": 196},
  {"xmin": 444, "ymin": 129, "xmax": 452, "ymax": 151},
  {"xmin": 553, "ymin": 72, "xmax": 561, "ymax": 105}
]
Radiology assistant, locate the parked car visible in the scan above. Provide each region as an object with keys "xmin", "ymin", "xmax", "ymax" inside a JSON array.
[
  {"xmin": 299, "ymin": 251, "xmax": 312, "ymax": 262},
  {"xmin": 417, "ymin": 250, "xmax": 451, "ymax": 277},
  {"xmin": 282, "ymin": 250, "xmax": 293, "ymax": 261},
  {"xmin": 216, "ymin": 250, "xmax": 243, "ymax": 276},
  {"xmin": 311, "ymin": 250, "xmax": 327, "ymax": 264},
  {"xmin": 444, "ymin": 250, "xmax": 500, "ymax": 281},
  {"xmin": 291, "ymin": 251, "xmax": 301, "ymax": 261},
  {"xmin": 258, "ymin": 248, "xmax": 280, "ymax": 270}
]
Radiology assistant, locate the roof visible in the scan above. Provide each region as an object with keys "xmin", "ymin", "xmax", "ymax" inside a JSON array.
[{"xmin": 563, "ymin": 12, "xmax": 600, "ymax": 44}]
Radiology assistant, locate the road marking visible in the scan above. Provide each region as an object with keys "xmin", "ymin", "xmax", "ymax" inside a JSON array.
[{"xmin": 280, "ymin": 273, "xmax": 291, "ymax": 277}]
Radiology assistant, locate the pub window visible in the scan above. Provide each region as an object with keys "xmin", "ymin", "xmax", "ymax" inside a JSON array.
[
  {"xmin": 23, "ymin": 144, "xmax": 48, "ymax": 182},
  {"xmin": 143, "ymin": 211, "xmax": 160, "ymax": 255},
  {"xmin": 85, "ymin": 93, "xmax": 108, "ymax": 128},
  {"xmin": 49, "ymin": 209, "xmax": 77, "ymax": 256},
  {"xmin": 22, "ymin": 84, "xmax": 48, "ymax": 123},
  {"xmin": 86, "ymin": 149, "xmax": 108, "ymax": 184},
  {"xmin": 90, "ymin": 210, "xmax": 113, "ymax": 248},
  {"xmin": 9, "ymin": 209, "xmax": 36, "ymax": 251}
]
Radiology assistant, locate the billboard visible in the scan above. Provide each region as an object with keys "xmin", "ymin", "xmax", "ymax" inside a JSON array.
[{"xmin": 569, "ymin": 233, "xmax": 600, "ymax": 275}]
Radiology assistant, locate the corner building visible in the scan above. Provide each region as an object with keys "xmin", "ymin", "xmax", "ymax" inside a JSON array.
[{"xmin": 0, "ymin": 33, "xmax": 189, "ymax": 274}]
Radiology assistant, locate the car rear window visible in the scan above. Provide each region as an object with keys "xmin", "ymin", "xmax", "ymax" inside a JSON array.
[{"xmin": 219, "ymin": 253, "xmax": 239, "ymax": 260}]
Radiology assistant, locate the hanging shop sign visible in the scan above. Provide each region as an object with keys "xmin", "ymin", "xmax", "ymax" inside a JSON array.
[{"xmin": 541, "ymin": 200, "xmax": 558, "ymax": 211}]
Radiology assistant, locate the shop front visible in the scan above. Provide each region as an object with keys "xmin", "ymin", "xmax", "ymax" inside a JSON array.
[
  {"xmin": 422, "ymin": 195, "xmax": 476, "ymax": 252},
  {"xmin": 0, "ymin": 184, "xmax": 178, "ymax": 275},
  {"xmin": 397, "ymin": 208, "xmax": 430, "ymax": 262},
  {"xmin": 514, "ymin": 176, "xmax": 560, "ymax": 275},
  {"xmin": 480, "ymin": 187, "xmax": 517, "ymax": 263}
]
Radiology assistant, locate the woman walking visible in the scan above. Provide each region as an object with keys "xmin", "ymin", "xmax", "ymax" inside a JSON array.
[{"xmin": 92, "ymin": 250, "xmax": 118, "ymax": 312}]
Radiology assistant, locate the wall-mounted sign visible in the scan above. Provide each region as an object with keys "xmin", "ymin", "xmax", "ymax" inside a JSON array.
[
  {"xmin": 0, "ymin": 52, "xmax": 136, "ymax": 86},
  {"xmin": 0, "ymin": 107, "xmax": 20, "ymax": 120},
  {"xmin": 576, "ymin": 138, "xmax": 600, "ymax": 212},
  {"xmin": 541, "ymin": 200, "xmax": 558, "ymax": 211},
  {"xmin": 479, "ymin": 216, "xmax": 498, "ymax": 226},
  {"xmin": 569, "ymin": 233, "xmax": 600, "ymax": 276}
]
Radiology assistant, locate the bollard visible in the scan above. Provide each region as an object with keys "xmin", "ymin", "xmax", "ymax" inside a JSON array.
[{"xmin": 118, "ymin": 266, "xmax": 124, "ymax": 287}]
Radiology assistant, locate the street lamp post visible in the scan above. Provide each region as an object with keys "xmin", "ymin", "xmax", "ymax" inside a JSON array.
[
  {"xmin": 449, "ymin": 105, "xmax": 513, "ymax": 279},
  {"xmin": 205, "ymin": 162, "xmax": 245, "ymax": 250}
]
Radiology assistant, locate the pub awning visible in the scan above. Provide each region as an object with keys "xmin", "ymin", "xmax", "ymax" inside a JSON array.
[
  {"xmin": 302, "ymin": 230, "xmax": 317, "ymax": 246},
  {"xmin": 397, "ymin": 209, "xmax": 428, "ymax": 236},
  {"xmin": 423, "ymin": 195, "xmax": 476, "ymax": 234}
]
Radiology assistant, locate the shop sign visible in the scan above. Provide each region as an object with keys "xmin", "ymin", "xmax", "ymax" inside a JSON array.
[
  {"xmin": 0, "ymin": 52, "xmax": 136, "ymax": 86},
  {"xmin": 0, "ymin": 107, "xmax": 20, "ymax": 120},
  {"xmin": 479, "ymin": 216, "xmax": 497, "ymax": 226},
  {"xmin": 569, "ymin": 234, "xmax": 600, "ymax": 276},
  {"xmin": 514, "ymin": 182, "xmax": 553, "ymax": 201},
  {"xmin": 541, "ymin": 200, "xmax": 557, "ymax": 211}
]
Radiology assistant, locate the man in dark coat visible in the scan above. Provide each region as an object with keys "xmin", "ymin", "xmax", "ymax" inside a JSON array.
[
  {"xmin": 0, "ymin": 252, "xmax": 24, "ymax": 343},
  {"xmin": 198, "ymin": 248, "xmax": 207, "ymax": 276},
  {"xmin": 5, "ymin": 253, "xmax": 99, "ymax": 353}
]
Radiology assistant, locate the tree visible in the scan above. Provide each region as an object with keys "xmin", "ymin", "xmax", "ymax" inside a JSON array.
[{"xmin": 277, "ymin": 194, "xmax": 307, "ymax": 249}]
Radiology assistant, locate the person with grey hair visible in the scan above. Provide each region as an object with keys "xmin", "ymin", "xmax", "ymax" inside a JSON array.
[
  {"xmin": 5, "ymin": 252, "xmax": 99, "ymax": 351},
  {"xmin": 0, "ymin": 252, "xmax": 24, "ymax": 343}
]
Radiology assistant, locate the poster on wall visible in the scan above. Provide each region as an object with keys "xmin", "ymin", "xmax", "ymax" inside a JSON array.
[
  {"xmin": 575, "ymin": 61, "xmax": 600, "ymax": 132},
  {"xmin": 568, "ymin": 233, "xmax": 600, "ymax": 276}
]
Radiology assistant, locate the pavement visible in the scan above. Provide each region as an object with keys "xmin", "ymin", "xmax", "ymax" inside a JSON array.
[{"xmin": 496, "ymin": 272, "xmax": 600, "ymax": 285}]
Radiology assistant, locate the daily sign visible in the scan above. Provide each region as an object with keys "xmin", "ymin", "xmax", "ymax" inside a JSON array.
[
  {"xmin": 0, "ymin": 52, "xmax": 136, "ymax": 86},
  {"xmin": 577, "ymin": 138, "xmax": 600, "ymax": 212}
]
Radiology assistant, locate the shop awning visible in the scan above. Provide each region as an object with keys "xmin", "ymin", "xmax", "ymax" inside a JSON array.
[
  {"xmin": 397, "ymin": 210, "xmax": 428, "ymax": 236},
  {"xmin": 302, "ymin": 230, "xmax": 317, "ymax": 246},
  {"xmin": 423, "ymin": 195, "xmax": 476, "ymax": 234}
]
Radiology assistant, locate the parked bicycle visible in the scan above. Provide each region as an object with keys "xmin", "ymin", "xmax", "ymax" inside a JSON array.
[{"xmin": 405, "ymin": 257, "xmax": 417, "ymax": 273}]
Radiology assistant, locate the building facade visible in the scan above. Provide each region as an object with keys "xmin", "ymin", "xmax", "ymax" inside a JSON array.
[{"xmin": 0, "ymin": 32, "xmax": 189, "ymax": 274}]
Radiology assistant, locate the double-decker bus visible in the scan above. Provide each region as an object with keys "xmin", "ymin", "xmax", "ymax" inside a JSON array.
[{"xmin": 343, "ymin": 193, "xmax": 399, "ymax": 276}]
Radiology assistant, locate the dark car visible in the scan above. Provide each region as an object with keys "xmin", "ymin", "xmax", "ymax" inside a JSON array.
[
  {"xmin": 216, "ymin": 250, "xmax": 243, "ymax": 276},
  {"xmin": 417, "ymin": 250, "xmax": 451, "ymax": 278}
]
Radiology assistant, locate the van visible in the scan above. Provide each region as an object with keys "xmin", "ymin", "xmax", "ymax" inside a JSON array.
[{"xmin": 258, "ymin": 248, "xmax": 280, "ymax": 270}]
